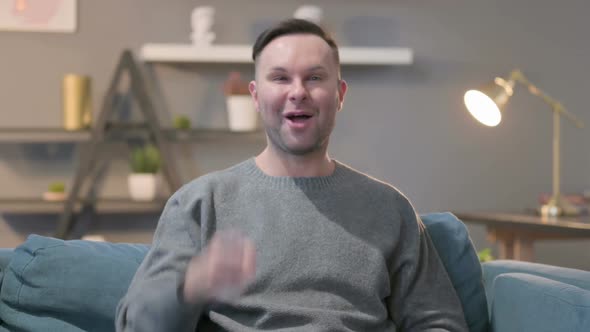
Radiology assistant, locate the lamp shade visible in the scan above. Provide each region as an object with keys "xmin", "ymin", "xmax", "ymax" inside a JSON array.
[{"xmin": 464, "ymin": 77, "xmax": 515, "ymax": 127}]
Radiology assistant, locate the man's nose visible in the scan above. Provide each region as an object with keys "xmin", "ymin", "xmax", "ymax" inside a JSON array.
[{"xmin": 288, "ymin": 80, "xmax": 308, "ymax": 103}]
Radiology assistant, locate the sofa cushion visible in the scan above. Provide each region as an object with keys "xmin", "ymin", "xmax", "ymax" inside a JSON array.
[
  {"xmin": 0, "ymin": 235, "xmax": 149, "ymax": 332},
  {"xmin": 483, "ymin": 259, "xmax": 590, "ymax": 297},
  {"xmin": 422, "ymin": 212, "xmax": 489, "ymax": 332},
  {"xmin": 0, "ymin": 249, "xmax": 12, "ymax": 287},
  {"xmin": 0, "ymin": 249, "xmax": 9, "ymax": 328}
]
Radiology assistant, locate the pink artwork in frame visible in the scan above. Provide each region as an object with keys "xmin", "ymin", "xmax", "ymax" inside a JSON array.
[{"xmin": 0, "ymin": 0, "xmax": 77, "ymax": 33}]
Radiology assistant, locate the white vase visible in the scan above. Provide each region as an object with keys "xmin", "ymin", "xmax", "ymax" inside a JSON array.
[
  {"xmin": 42, "ymin": 191, "xmax": 66, "ymax": 201},
  {"xmin": 128, "ymin": 173, "xmax": 158, "ymax": 201},
  {"xmin": 226, "ymin": 95, "xmax": 258, "ymax": 132}
]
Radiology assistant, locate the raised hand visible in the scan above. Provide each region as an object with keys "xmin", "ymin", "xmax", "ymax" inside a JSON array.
[{"xmin": 183, "ymin": 231, "xmax": 256, "ymax": 304}]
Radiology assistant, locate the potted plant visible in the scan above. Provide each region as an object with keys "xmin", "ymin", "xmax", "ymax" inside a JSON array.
[
  {"xmin": 128, "ymin": 144, "xmax": 161, "ymax": 201},
  {"xmin": 223, "ymin": 71, "xmax": 257, "ymax": 131},
  {"xmin": 43, "ymin": 181, "xmax": 66, "ymax": 201},
  {"xmin": 173, "ymin": 115, "xmax": 191, "ymax": 130}
]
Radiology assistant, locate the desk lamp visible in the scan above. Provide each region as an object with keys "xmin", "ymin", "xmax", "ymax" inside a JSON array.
[{"xmin": 463, "ymin": 69, "xmax": 584, "ymax": 217}]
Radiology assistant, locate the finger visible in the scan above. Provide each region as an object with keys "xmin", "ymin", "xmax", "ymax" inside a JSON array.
[
  {"xmin": 184, "ymin": 255, "xmax": 209, "ymax": 301},
  {"xmin": 241, "ymin": 239, "xmax": 256, "ymax": 282}
]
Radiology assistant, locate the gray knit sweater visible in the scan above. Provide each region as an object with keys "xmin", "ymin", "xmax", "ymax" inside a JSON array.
[{"xmin": 116, "ymin": 159, "xmax": 467, "ymax": 331}]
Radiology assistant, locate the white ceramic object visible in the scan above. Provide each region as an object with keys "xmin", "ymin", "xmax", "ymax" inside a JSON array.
[
  {"xmin": 191, "ymin": 6, "xmax": 216, "ymax": 46},
  {"xmin": 128, "ymin": 173, "xmax": 158, "ymax": 201},
  {"xmin": 226, "ymin": 95, "xmax": 258, "ymax": 132},
  {"xmin": 293, "ymin": 5, "xmax": 323, "ymax": 25}
]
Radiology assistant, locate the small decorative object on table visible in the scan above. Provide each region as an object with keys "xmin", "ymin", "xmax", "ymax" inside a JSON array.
[
  {"xmin": 223, "ymin": 72, "xmax": 257, "ymax": 132},
  {"xmin": 43, "ymin": 181, "xmax": 66, "ymax": 201},
  {"xmin": 128, "ymin": 144, "xmax": 161, "ymax": 201}
]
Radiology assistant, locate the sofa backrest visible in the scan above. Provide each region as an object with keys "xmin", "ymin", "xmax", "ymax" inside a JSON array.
[
  {"xmin": 422, "ymin": 212, "xmax": 489, "ymax": 332},
  {"xmin": 0, "ymin": 212, "xmax": 488, "ymax": 332},
  {"xmin": 0, "ymin": 236, "xmax": 149, "ymax": 332}
]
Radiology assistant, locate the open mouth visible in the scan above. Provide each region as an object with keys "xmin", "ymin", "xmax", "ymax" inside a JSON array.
[{"xmin": 285, "ymin": 114, "xmax": 312, "ymax": 122}]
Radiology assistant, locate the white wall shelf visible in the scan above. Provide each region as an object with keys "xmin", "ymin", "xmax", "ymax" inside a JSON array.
[{"xmin": 140, "ymin": 43, "xmax": 413, "ymax": 66}]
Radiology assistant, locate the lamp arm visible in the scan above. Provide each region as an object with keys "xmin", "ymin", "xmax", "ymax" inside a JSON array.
[{"xmin": 509, "ymin": 70, "xmax": 584, "ymax": 128}]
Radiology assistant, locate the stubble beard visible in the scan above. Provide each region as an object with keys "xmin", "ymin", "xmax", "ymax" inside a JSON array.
[{"xmin": 265, "ymin": 123, "xmax": 330, "ymax": 157}]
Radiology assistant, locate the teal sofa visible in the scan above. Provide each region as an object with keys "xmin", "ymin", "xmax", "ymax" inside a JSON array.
[{"xmin": 1, "ymin": 212, "xmax": 589, "ymax": 331}]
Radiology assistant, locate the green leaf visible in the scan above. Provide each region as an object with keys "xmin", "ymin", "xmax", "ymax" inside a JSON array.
[
  {"xmin": 173, "ymin": 115, "xmax": 191, "ymax": 130},
  {"xmin": 48, "ymin": 181, "xmax": 66, "ymax": 193},
  {"xmin": 477, "ymin": 248, "xmax": 494, "ymax": 262}
]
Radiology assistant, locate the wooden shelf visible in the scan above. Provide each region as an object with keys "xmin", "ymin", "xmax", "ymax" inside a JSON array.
[
  {"xmin": 0, "ymin": 126, "xmax": 265, "ymax": 143},
  {"xmin": 140, "ymin": 43, "xmax": 414, "ymax": 66},
  {"xmin": 107, "ymin": 125, "xmax": 265, "ymax": 142},
  {"xmin": 0, "ymin": 128, "xmax": 91, "ymax": 143},
  {"xmin": 0, "ymin": 197, "xmax": 166, "ymax": 214},
  {"xmin": 163, "ymin": 128, "xmax": 265, "ymax": 142}
]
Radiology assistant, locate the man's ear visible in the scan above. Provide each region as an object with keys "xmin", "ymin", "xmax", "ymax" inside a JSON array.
[
  {"xmin": 337, "ymin": 79, "xmax": 348, "ymax": 111},
  {"xmin": 249, "ymin": 80, "xmax": 259, "ymax": 112}
]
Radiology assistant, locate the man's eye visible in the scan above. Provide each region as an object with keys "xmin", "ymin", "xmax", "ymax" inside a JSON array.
[
  {"xmin": 272, "ymin": 76, "xmax": 288, "ymax": 82},
  {"xmin": 309, "ymin": 75, "xmax": 322, "ymax": 81}
]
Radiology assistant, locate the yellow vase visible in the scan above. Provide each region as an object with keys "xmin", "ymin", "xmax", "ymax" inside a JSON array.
[{"xmin": 62, "ymin": 74, "xmax": 92, "ymax": 130}]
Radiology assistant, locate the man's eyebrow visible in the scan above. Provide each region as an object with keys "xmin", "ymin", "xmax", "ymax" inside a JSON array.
[{"xmin": 268, "ymin": 67, "xmax": 288, "ymax": 72}]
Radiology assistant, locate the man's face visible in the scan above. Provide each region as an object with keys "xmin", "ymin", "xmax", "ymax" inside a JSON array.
[{"xmin": 249, "ymin": 34, "xmax": 347, "ymax": 156}]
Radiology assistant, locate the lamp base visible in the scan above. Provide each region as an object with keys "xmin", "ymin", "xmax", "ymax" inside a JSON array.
[{"xmin": 539, "ymin": 195, "xmax": 580, "ymax": 217}]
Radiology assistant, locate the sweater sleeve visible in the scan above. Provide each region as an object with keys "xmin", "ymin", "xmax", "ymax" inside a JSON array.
[
  {"xmin": 115, "ymin": 191, "xmax": 208, "ymax": 332},
  {"xmin": 388, "ymin": 199, "xmax": 469, "ymax": 332}
]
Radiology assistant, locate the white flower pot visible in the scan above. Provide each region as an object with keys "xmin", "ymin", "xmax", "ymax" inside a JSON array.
[
  {"xmin": 226, "ymin": 95, "xmax": 258, "ymax": 132},
  {"xmin": 128, "ymin": 173, "xmax": 158, "ymax": 201},
  {"xmin": 42, "ymin": 191, "xmax": 66, "ymax": 201}
]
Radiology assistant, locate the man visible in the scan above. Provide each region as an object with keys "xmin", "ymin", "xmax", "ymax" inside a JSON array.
[{"xmin": 116, "ymin": 18, "xmax": 468, "ymax": 331}]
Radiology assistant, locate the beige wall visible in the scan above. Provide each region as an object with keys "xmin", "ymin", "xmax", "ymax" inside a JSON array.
[{"xmin": 1, "ymin": 0, "xmax": 590, "ymax": 269}]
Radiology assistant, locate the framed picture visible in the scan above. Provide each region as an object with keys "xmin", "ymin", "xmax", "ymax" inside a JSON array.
[{"xmin": 0, "ymin": 0, "xmax": 77, "ymax": 33}]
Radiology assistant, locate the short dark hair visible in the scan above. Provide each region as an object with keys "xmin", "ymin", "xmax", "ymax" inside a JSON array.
[{"xmin": 252, "ymin": 18, "xmax": 340, "ymax": 65}]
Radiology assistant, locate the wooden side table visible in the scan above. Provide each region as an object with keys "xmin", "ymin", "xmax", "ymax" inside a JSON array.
[{"xmin": 453, "ymin": 212, "xmax": 590, "ymax": 261}]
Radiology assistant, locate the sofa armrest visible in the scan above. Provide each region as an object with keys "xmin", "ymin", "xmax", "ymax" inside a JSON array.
[
  {"xmin": 490, "ymin": 272, "xmax": 590, "ymax": 332},
  {"xmin": 483, "ymin": 260, "xmax": 590, "ymax": 308},
  {"xmin": 483, "ymin": 260, "xmax": 590, "ymax": 290}
]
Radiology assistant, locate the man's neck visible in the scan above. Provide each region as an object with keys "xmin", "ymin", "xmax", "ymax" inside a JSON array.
[{"xmin": 254, "ymin": 148, "xmax": 335, "ymax": 177}]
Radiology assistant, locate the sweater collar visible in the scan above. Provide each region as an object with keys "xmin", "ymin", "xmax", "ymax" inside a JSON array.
[{"xmin": 239, "ymin": 158, "xmax": 349, "ymax": 190}]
